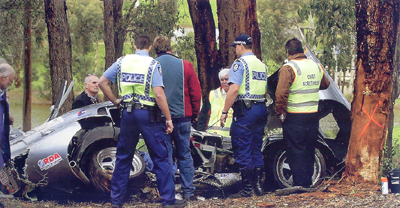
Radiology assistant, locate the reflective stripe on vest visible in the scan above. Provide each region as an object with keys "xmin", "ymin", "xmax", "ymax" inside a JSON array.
[
  {"xmin": 236, "ymin": 55, "xmax": 267, "ymax": 101},
  {"xmin": 285, "ymin": 59, "xmax": 323, "ymax": 113},
  {"xmin": 117, "ymin": 54, "xmax": 157, "ymax": 106},
  {"xmin": 207, "ymin": 88, "xmax": 233, "ymax": 137}
]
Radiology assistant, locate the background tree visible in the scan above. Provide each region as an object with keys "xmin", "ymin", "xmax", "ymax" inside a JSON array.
[
  {"xmin": 67, "ymin": 0, "xmax": 104, "ymax": 92},
  {"xmin": 23, "ymin": 1, "xmax": 32, "ymax": 131},
  {"xmin": 257, "ymin": 0, "xmax": 303, "ymax": 73},
  {"xmin": 298, "ymin": 0, "xmax": 356, "ymax": 90},
  {"xmin": 187, "ymin": 0, "xmax": 218, "ymax": 100},
  {"xmin": 217, "ymin": 0, "xmax": 261, "ymax": 68},
  {"xmin": 188, "ymin": 0, "xmax": 261, "ymax": 100},
  {"xmin": 345, "ymin": 0, "xmax": 399, "ymax": 182},
  {"xmin": 44, "ymin": 0, "xmax": 74, "ymax": 115}
]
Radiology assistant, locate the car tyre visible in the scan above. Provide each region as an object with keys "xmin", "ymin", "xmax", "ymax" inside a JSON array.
[
  {"xmin": 88, "ymin": 147, "xmax": 146, "ymax": 193},
  {"xmin": 273, "ymin": 148, "xmax": 326, "ymax": 189}
]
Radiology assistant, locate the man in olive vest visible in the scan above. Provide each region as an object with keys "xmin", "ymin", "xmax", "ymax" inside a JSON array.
[
  {"xmin": 198, "ymin": 68, "xmax": 233, "ymax": 137},
  {"xmin": 275, "ymin": 38, "xmax": 330, "ymax": 188},
  {"xmin": 220, "ymin": 34, "xmax": 268, "ymax": 197},
  {"xmin": 99, "ymin": 35, "xmax": 186, "ymax": 208}
]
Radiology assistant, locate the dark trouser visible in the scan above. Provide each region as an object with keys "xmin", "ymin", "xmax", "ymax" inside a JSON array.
[
  {"xmin": 282, "ymin": 113, "xmax": 319, "ymax": 187},
  {"xmin": 111, "ymin": 109, "xmax": 175, "ymax": 206},
  {"xmin": 166, "ymin": 117, "xmax": 195, "ymax": 197},
  {"xmin": 230, "ymin": 103, "xmax": 268, "ymax": 171}
]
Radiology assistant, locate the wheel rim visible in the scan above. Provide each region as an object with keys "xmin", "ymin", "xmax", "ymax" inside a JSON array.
[
  {"xmin": 276, "ymin": 150, "xmax": 322, "ymax": 187},
  {"xmin": 96, "ymin": 147, "xmax": 143, "ymax": 176}
]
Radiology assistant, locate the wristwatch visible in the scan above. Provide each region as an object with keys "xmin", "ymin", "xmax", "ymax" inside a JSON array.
[{"xmin": 222, "ymin": 111, "xmax": 228, "ymax": 115}]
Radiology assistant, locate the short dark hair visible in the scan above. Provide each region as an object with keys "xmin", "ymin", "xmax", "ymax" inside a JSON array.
[
  {"xmin": 135, "ymin": 35, "xmax": 151, "ymax": 50},
  {"xmin": 153, "ymin": 35, "xmax": 172, "ymax": 55},
  {"xmin": 285, "ymin": 38, "xmax": 304, "ymax": 55}
]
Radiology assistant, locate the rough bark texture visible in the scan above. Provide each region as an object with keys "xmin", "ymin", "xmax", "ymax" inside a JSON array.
[
  {"xmin": 44, "ymin": 0, "xmax": 73, "ymax": 115},
  {"xmin": 103, "ymin": 0, "xmax": 118, "ymax": 99},
  {"xmin": 217, "ymin": 0, "xmax": 261, "ymax": 68},
  {"xmin": 345, "ymin": 0, "xmax": 399, "ymax": 182},
  {"xmin": 385, "ymin": 8, "xmax": 400, "ymax": 163},
  {"xmin": 23, "ymin": 1, "xmax": 31, "ymax": 132},
  {"xmin": 113, "ymin": 0, "xmax": 124, "ymax": 60},
  {"xmin": 103, "ymin": 0, "xmax": 115, "ymax": 70},
  {"xmin": 188, "ymin": 0, "xmax": 219, "ymax": 101}
]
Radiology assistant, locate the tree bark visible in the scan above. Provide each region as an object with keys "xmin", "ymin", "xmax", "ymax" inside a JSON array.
[
  {"xmin": 345, "ymin": 0, "xmax": 399, "ymax": 182},
  {"xmin": 385, "ymin": 9, "xmax": 400, "ymax": 163},
  {"xmin": 113, "ymin": 0, "xmax": 124, "ymax": 59},
  {"xmin": 23, "ymin": 1, "xmax": 32, "ymax": 132},
  {"xmin": 188, "ymin": 0, "xmax": 219, "ymax": 100},
  {"xmin": 217, "ymin": 0, "xmax": 261, "ymax": 68},
  {"xmin": 44, "ymin": 0, "xmax": 74, "ymax": 115},
  {"xmin": 103, "ymin": 0, "xmax": 115, "ymax": 70}
]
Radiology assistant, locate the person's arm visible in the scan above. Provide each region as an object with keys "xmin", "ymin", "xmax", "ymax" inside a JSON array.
[
  {"xmin": 220, "ymin": 84, "xmax": 239, "ymax": 127},
  {"xmin": 153, "ymin": 86, "xmax": 173, "ymax": 134},
  {"xmin": 98, "ymin": 75, "xmax": 121, "ymax": 107},
  {"xmin": 275, "ymin": 66, "xmax": 294, "ymax": 122},
  {"xmin": 319, "ymin": 74, "xmax": 330, "ymax": 90},
  {"xmin": 184, "ymin": 60, "xmax": 202, "ymax": 122}
]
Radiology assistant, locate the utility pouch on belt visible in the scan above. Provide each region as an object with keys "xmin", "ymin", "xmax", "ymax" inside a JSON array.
[
  {"xmin": 126, "ymin": 99, "xmax": 134, "ymax": 113},
  {"xmin": 149, "ymin": 107, "xmax": 155, "ymax": 123},
  {"xmin": 243, "ymin": 100, "xmax": 252, "ymax": 109},
  {"xmin": 156, "ymin": 105, "xmax": 162, "ymax": 123}
]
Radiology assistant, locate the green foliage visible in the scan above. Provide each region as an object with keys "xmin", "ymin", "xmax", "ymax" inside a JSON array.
[
  {"xmin": 173, "ymin": 31, "xmax": 197, "ymax": 71},
  {"xmin": 128, "ymin": 0, "xmax": 180, "ymax": 42},
  {"xmin": 176, "ymin": 0, "xmax": 217, "ymax": 28},
  {"xmin": 298, "ymin": 0, "xmax": 356, "ymax": 74},
  {"xmin": 67, "ymin": 0, "xmax": 104, "ymax": 92},
  {"xmin": 257, "ymin": 0, "xmax": 305, "ymax": 74}
]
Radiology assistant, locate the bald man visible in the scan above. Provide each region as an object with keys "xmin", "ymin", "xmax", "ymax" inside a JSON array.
[
  {"xmin": 72, "ymin": 74, "xmax": 100, "ymax": 110},
  {"xmin": 0, "ymin": 63, "xmax": 15, "ymax": 168}
]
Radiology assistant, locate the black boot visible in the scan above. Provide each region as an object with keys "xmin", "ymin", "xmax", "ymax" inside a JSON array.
[
  {"xmin": 254, "ymin": 167, "xmax": 264, "ymax": 196},
  {"xmin": 230, "ymin": 169, "xmax": 254, "ymax": 198}
]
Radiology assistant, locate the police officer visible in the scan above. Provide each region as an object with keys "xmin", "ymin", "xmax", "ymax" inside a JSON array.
[
  {"xmin": 198, "ymin": 68, "xmax": 233, "ymax": 137},
  {"xmin": 275, "ymin": 38, "xmax": 330, "ymax": 188},
  {"xmin": 99, "ymin": 35, "xmax": 186, "ymax": 208},
  {"xmin": 220, "ymin": 34, "xmax": 268, "ymax": 197}
]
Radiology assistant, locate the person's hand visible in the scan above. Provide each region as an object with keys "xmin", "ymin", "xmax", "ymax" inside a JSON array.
[
  {"xmin": 166, "ymin": 121, "xmax": 174, "ymax": 134},
  {"xmin": 191, "ymin": 114, "xmax": 198, "ymax": 124},
  {"xmin": 220, "ymin": 113, "xmax": 227, "ymax": 127},
  {"xmin": 9, "ymin": 115, "xmax": 14, "ymax": 125},
  {"xmin": 114, "ymin": 98, "xmax": 122, "ymax": 108},
  {"xmin": 279, "ymin": 114, "xmax": 285, "ymax": 123}
]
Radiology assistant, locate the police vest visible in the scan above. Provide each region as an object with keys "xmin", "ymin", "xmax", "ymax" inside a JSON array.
[
  {"xmin": 236, "ymin": 55, "xmax": 267, "ymax": 101},
  {"xmin": 117, "ymin": 54, "xmax": 158, "ymax": 106},
  {"xmin": 207, "ymin": 88, "xmax": 233, "ymax": 137},
  {"xmin": 285, "ymin": 59, "xmax": 323, "ymax": 113}
]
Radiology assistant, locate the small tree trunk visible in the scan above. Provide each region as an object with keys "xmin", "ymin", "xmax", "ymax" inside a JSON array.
[
  {"xmin": 23, "ymin": 1, "xmax": 32, "ymax": 131},
  {"xmin": 44, "ymin": 0, "xmax": 74, "ymax": 115}
]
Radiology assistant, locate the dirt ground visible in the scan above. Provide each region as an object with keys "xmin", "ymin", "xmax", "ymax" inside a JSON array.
[{"xmin": 1, "ymin": 179, "xmax": 399, "ymax": 208}]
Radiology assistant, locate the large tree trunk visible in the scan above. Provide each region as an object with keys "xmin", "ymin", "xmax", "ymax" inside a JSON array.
[
  {"xmin": 188, "ymin": 0, "xmax": 219, "ymax": 100},
  {"xmin": 44, "ymin": 0, "xmax": 74, "ymax": 115},
  {"xmin": 345, "ymin": 0, "xmax": 399, "ymax": 182},
  {"xmin": 23, "ymin": 1, "xmax": 31, "ymax": 132},
  {"xmin": 217, "ymin": 0, "xmax": 261, "ymax": 67},
  {"xmin": 385, "ymin": 10, "xmax": 400, "ymax": 163},
  {"xmin": 113, "ymin": 0, "xmax": 124, "ymax": 59},
  {"xmin": 103, "ymin": 0, "xmax": 115, "ymax": 70}
]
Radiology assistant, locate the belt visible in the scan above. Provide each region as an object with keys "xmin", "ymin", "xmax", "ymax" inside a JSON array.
[{"xmin": 120, "ymin": 102, "xmax": 154, "ymax": 110}]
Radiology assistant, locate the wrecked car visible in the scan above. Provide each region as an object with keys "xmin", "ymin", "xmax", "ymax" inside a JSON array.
[{"xmin": 2, "ymin": 81, "xmax": 146, "ymax": 196}]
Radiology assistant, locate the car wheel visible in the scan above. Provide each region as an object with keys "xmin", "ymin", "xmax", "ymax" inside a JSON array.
[
  {"xmin": 88, "ymin": 147, "xmax": 146, "ymax": 193},
  {"xmin": 273, "ymin": 148, "xmax": 326, "ymax": 188}
]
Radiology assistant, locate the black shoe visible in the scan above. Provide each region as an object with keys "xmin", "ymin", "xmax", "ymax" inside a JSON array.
[
  {"xmin": 254, "ymin": 167, "xmax": 264, "ymax": 196},
  {"xmin": 230, "ymin": 169, "xmax": 254, "ymax": 198},
  {"xmin": 162, "ymin": 199, "xmax": 187, "ymax": 208},
  {"xmin": 184, "ymin": 195, "xmax": 196, "ymax": 201}
]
